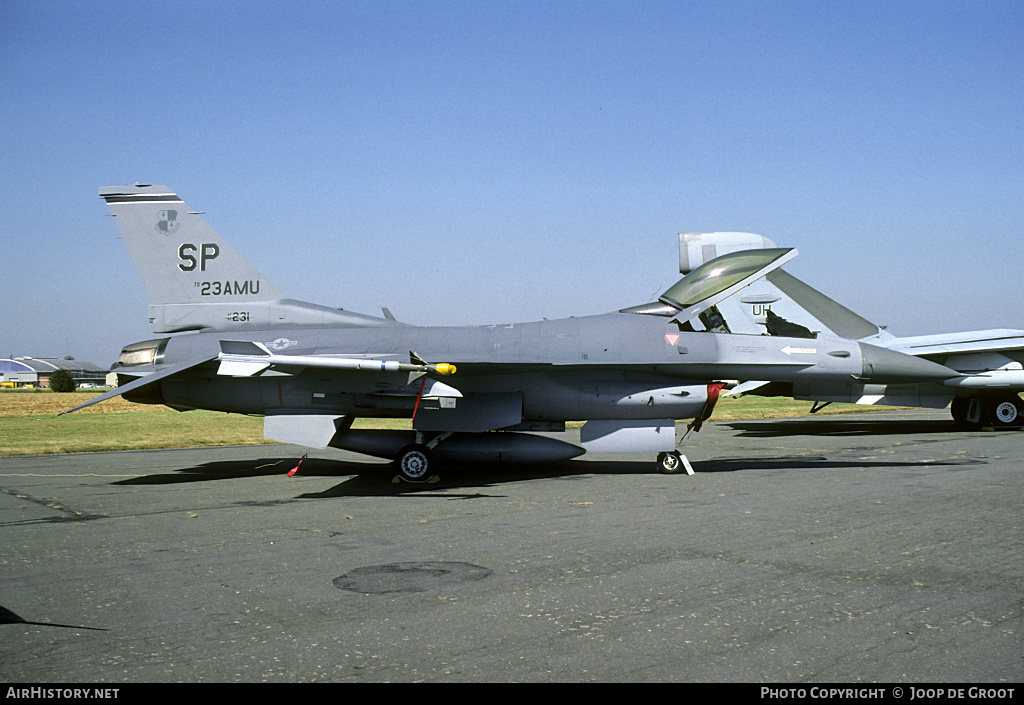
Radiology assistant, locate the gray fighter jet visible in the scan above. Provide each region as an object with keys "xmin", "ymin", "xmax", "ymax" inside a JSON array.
[
  {"xmin": 65, "ymin": 186, "xmax": 958, "ymax": 480},
  {"xmin": 677, "ymin": 232, "xmax": 1024, "ymax": 429}
]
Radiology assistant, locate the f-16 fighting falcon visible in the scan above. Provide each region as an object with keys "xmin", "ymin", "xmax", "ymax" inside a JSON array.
[{"xmin": 65, "ymin": 185, "xmax": 958, "ymax": 482}]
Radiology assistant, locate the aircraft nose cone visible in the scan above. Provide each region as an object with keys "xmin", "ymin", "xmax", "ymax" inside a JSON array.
[{"xmin": 858, "ymin": 343, "xmax": 959, "ymax": 383}]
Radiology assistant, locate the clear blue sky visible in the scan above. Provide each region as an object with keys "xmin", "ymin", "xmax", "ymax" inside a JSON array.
[{"xmin": 1, "ymin": 0, "xmax": 1021, "ymax": 366}]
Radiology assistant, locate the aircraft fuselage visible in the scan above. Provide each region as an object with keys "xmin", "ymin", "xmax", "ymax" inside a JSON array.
[{"xmin": 120, "ymin": 309, "xmax": 941, "ymax": 428}]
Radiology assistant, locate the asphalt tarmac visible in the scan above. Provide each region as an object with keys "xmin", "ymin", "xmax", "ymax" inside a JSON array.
[{"xmin": 0, "ymin": 409, "xmax": 1020, "ymax": 683}]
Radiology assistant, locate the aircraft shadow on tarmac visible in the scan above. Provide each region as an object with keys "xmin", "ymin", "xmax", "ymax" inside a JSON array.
[
  {"xmin": 113, "ymin": 450, "xmax": 981, "ymax": 498},
  {"xmin": 0, "ymin": 605, "xmax": 107, "ymax": 632},
  {"xmin": 686, "ymin": 455, "xmax": 981, "ymax": 474},
  {"xmin": 304, "ymin": 449, "xmax": 988, "ymax": 498},
  {"xmin": 298, "ymin": 455, "xmax": 982, "ymax": 498},
  {"xmin": 110, "ymin": 454, "xmax": 661, "ymax": 497},
  {"xmin": 112, "ymin": 456, "xmax": 385, "ymax": 486},
  {"xmin": 298, "ymin": 461, "xmax": 608, "ymax": 498},
  {"xmin": 721, "ymin": 417, "xmax": 971, "ymax": 437},
  {"xmin": 112, "ymin": 454, "xmax": 600, "ymax": 497}
]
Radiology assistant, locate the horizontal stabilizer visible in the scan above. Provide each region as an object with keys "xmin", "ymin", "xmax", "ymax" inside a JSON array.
[{"xmin": 60, "ymin": 355, "xmax": 217, "ymax": 415}]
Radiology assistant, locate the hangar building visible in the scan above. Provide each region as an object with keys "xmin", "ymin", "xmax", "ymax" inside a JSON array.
[{"xmin": 0, "ymin": 357, "xmax": 106, "ymax": 388}]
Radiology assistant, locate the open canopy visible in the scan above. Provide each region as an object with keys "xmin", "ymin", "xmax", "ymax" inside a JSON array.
[{"xmin": 623, "ymin": 247, "xmax": 797, "ymax": 323}]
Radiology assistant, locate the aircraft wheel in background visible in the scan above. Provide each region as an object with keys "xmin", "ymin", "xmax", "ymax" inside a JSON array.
[
  {"xmin": 988, "ymin": 396, "xmax": 1023, "ymax": 428},
  {"xmin": 950, "ymin": 397, "xmax": 971, "ymax": 425}
]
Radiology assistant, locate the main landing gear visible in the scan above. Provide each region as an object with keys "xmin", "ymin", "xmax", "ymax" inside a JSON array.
[
  {"xmin": 393, "ymin": 432, "xmax": 452, "ymax": 483},
  {"xmin": 392, "ymin": 432, "xmax": 699, "ymax": 481},
  {"xmin": 991, "ymin": 397, "xmax": 1023, "ymax": 427},
  {"xmin": 395, "ymin": 444, "xmax": 439, "ymax": 483},
  {"xmin": 951, "ymin": 395, "xmax": 1024, "ymax": 429}
]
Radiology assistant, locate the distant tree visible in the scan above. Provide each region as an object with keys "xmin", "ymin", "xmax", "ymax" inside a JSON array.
[{"xmin": 49, "ymin": 369, "xmax": 75, "ymax": 392}]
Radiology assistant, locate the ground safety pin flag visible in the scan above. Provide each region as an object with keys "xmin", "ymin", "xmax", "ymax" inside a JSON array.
[{"xmin": 287, "ymin": 453, "xmax": 308, "ymax": 477}]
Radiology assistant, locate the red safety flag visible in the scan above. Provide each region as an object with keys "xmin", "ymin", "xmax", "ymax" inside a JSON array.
[
  {"xmin": 411, "ymin": 377, "xmax": 427, "ymax": 424},
  {"xmin": 685, "ymin": 382, "xmax": 727, "ymax": 435},
  {"xmin": 287, "ymin": 453, "xmax": 308, "ymax": 478}
]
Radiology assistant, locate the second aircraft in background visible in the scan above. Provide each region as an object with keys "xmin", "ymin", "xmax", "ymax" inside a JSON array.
[{"xmin": 677, "ymin": 232, "xmax": 1024, "ymax": 429}]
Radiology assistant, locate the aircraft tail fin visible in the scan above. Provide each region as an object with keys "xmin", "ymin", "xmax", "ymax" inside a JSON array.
[
  {"xmin": 761, "ymin": 269, "xmax": 885, "ymax": 342},
  {"xmin": 679, "ymin": 232, "xmax": 778, "ymax": 274},
  {"xmin": 714, "ymin": 265, "xmax": 889, "ymax": 342},
  {"xmin": 100, "ymin": 185, "xmax": 286, "ymax": 307},
  {"xmin": 677, "ymin": 232, "xmax": 888, "ymax": 343},
  {"xmin": 101, "ymin": 184, "xmax": 391, "ymax": 333}
]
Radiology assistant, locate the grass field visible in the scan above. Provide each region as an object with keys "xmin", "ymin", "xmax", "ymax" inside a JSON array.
[{"xmin": 0, "ymin": 388, "xmax": 903, "ymax": 457}]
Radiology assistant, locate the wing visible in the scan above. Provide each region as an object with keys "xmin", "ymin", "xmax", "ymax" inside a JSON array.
[{"xmin": 888, "ymin": 329, "xmax": 1024, "ymax": 359}]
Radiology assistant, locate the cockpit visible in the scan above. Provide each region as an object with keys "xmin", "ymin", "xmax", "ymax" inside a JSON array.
[{"xmin": 622, "ymin": 247, "xmax": 797, "ymax": 334}]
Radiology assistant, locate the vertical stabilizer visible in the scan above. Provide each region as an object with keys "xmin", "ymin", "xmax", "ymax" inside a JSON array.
[
  {"xmin": 712, "ymin": 260, "xmax": 887, "ymax": 342},
  {"xmin": 679, "ymin": 232, "xmax": 778, "ymax": 274},
  {"xmin": 676, "ymin": 232, "xmax": 886, "ymax": 343},
  {"xmin": 100, "ymin": 185, "xmax": 286, "ymax": 306},
  {"xmin": 100, "ymin": 184, "xmax": 392, "ymax": 333},
  {"xmin": 764, "ymin": 269, "xmax": 884, "ymax": 341}
]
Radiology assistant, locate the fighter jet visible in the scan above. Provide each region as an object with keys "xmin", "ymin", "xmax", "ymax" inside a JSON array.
[
  {"xmin": 65, "ymin": 186, "xmax": 958, "ymax": 481},
  {"xmin": 677, "ymin": 232, "xmax": 1024, "ymax": 429}
]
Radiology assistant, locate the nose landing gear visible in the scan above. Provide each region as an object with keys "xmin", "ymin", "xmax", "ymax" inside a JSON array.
[{"xmin": 657, "ymin": 450, "xmax": 694, "ymax": 475}]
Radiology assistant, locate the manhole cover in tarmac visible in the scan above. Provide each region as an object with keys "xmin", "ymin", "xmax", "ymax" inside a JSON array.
[{"xmin": 333, "ymin": 562, "xmax": 493, "ymax": 594}]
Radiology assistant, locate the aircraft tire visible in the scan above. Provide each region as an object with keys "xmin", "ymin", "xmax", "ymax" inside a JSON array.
[
  {"xmin": 950, "ymin": 397, "xmax": 971, "ymax": 426},
  {"xmin": 987, "ymin": 396, "xmax": 1023, "ymax": 429},
  {"xmin": 396, "ymin": 444, "xmax": 437, "ymax": 482},
  {"xmin": 657, "ymin": 451, "xmax": 684, "ymax": 474}
]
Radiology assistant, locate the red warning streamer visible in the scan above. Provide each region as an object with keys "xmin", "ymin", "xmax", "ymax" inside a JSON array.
[
  {"xmin": 411, "ymin": 377, "xmax": 427, "ymax": 424},
  {"xmin": 686, "ymin": 382, "xmax": 727, "ymax": 435},
  {"xmin": 287, "ymin": 453, "xmax": 308, "ymax": 478}
]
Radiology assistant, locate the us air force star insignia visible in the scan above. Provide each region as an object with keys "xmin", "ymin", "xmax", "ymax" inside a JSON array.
[{"xmin": 266, "ymin": 338, "xmax": 298, "ymax": 351}]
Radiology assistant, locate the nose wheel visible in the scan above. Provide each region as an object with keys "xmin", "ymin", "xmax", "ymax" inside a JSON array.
[{"xmin": 657, "ymin": 451, "xmax": 693, "ymax": 475}]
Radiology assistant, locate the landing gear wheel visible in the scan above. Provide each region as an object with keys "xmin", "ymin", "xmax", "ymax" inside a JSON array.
[
  {"xmin": 988, "ymin": 396, "xmax": 1023, "ymax": 428},
  {"xmin": 950, "ymin": 397, "xmax": 970, "ymax": 426},
  {"xmin": 396, "ymin": 444, "xmax": 438, "ymax": 483},
  {"xmin": 657, "ymin": 451, "xmax": 684, "ymax": 474}
]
